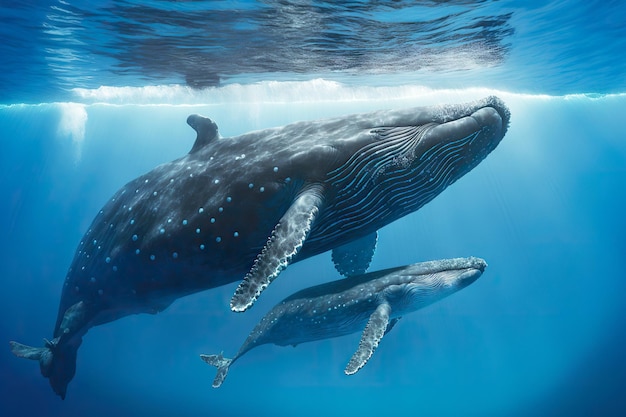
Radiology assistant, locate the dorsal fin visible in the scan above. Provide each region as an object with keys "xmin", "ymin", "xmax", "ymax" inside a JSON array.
[{"xmin": 186, "ymin": 114, "xmax": 219, "ymax": 154}]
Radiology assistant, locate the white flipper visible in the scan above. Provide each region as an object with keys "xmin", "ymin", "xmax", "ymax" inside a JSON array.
[
  {"xmin": 344, "ymin": 302, "xmax": 391, "ymax": 375},
  {"xmin": 230, "ymin": 184, "xmax": 325, "ymax": 312}
]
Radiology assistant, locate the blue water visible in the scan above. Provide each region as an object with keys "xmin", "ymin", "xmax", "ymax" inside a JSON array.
[{"xmin": 1, "ymin": 1, "xmax": 626, "ymax": 417}]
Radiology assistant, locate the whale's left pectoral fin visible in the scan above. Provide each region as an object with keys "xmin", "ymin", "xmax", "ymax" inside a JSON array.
[
  {"xmin": 345, "ymin": 302, "xmax": 392, "ymax": 375},
  {"xmin": 230, "ymin": 184, "xmax": 325, "ymax": 312},
  {"xmin": 332, "ymin": 232, "xmax": 378, "ymax": 277}
]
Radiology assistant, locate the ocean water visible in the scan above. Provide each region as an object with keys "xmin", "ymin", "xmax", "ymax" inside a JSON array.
[{"xmin": 1, "ymin": 1, "xmax": 625, "ymax": 417}]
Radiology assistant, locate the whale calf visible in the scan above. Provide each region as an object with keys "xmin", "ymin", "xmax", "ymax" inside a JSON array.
[
  {"xmin": 201, "ymin": 257, "xmax": 486, "ymax": 387},
  {"xmin": 10, "ymin": 97, "xmax": 508, "ymax": 398}
]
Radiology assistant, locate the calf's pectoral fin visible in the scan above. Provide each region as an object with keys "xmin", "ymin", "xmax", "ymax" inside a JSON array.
[
  {"xmin": 345, "ymin": 302, "xmax": 392, "ymax": 375},
  {"xmin": 230, "ymin": 184, "xmax": 326, "ymax": 313},
  {"xmin": 331, "ymin": 232, "xmax": 378, "ymax": 277}
]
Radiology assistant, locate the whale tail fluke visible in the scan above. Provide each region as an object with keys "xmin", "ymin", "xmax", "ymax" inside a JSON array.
[
  {"xmin": 9, "ymin": 337, "xmax": 79, "ymax": 400},
  {"xmin": 200, "ymin": 352, "xmax": 233, "ymax": 388}
]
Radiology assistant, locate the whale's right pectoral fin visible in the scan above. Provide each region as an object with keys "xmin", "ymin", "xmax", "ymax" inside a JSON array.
[
  {"xmin": 332, "ymin": 232, "xmax": 378, "ymax": 277},
  {"xmin": 230, "ymin": 184, "xmax": 325, "ymax": 312},
  {"xmin": 345, "ymin": 302, "xmax": 392, "ymax": 375}
]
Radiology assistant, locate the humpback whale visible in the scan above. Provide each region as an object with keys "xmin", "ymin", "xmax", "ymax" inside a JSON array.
[
  {"xmin": 201, "ymin": 257, "xmax": 486, "ymax": 387},
  {"xmin": 9, "ymin": 97, "xmax": 509, "ymax": 398}
]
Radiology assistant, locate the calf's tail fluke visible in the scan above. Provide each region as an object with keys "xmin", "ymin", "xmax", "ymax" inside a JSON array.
[
  {"xmin": 9, "ymin": 337, "xmax": 80, "ymax": 400},
  {"xmin": 200, "ymin": 352, "xmax": 233, "ymax": 388}
]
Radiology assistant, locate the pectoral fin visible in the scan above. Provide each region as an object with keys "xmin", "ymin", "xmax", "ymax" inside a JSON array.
[
  {"xmin": 331, "ymin": 232, "xmax": 378, "ymax": 277},
  {"xmin": 230, "ymin": 184, "xmax": 325, "ymax": 312},
  {"xmin": 345, "ymin": 302, "xmax": 391, "ymax": 375}
]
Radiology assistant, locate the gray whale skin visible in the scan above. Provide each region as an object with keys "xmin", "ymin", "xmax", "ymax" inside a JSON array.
[
  {"xmin": 202, "ymin": 257, "xmax": 486, "ymax": 387},
  {"xmin": 9, "ymin": 96, "xmax": 509, "ymax": 398}
]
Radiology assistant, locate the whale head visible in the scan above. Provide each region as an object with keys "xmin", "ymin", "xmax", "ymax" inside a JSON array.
[
  {"xmin": 385, "ymin": 257, "xmax": 486, "ymax": 312},
  {"xmin": 315, "ymin": 96, "xmax": 510, "ymax": 244}
]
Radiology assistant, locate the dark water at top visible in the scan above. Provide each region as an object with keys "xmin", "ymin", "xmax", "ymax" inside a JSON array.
[{"xmin": 1, "ymin": 0, "xmax": 625, "ymax": 103}]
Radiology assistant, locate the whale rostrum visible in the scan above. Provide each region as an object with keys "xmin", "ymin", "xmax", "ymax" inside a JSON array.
[
  {"xmin": 9, "ymin": 97, "xmax": 509, "ymax": 398},
  {"xmin": 202, "ymin": 257, "xmax": 487, "ymax": 387}
]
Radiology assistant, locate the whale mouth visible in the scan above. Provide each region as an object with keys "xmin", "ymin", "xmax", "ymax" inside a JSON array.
[
  {"xmin": 421, "ymin": 97, "xmax": 509, "ymax": 153},
  {"xmin": 440, "ymin": 95, "xmax": 510, "ymax": 134}
]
